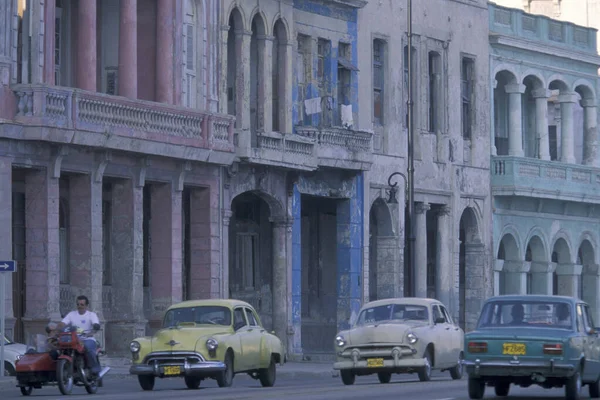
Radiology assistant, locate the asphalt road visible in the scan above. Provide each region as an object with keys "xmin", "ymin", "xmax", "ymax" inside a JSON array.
[{"xmin": 1, "ymin": 372, "xmax": 597, "ymax": 400}]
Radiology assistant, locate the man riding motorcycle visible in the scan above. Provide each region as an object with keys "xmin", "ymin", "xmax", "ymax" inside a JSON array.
[{"xmin": 52, "ymin": 295, "xmax": 102, "ymax": 376}]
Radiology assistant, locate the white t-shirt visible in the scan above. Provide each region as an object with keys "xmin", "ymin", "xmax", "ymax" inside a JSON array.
[{"xmin": 62, "ymin": 310, "xmax": 100, "ymax": 335}]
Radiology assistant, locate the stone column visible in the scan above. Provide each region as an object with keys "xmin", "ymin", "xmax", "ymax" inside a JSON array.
[
  {"xmin": 582, "ymin": 264, "xmax": 600, "ymax": 325},
  {"xmin": 415, "ymin": 202, "xmax": 430, "ymax": 298},
  {"xmin": 149, "ymin": 183, "xmax": 182, "ymax": 331},
  {"xmin": 491, "ymin": 79, "xmax": 498, "ymax": 156},
  {"xmin": 0, "ymin": 157, "xmax": 15, "ymax": 339},
  {"xmin": 257, "ymin": 35, "xmax": 274, "ymax": 133},
  {"xmin": 435, "ymin": 205, "xmax": 451, "ymax": 307},
  {"xmin": 555, "ymin": 263, "xmax": 582, "ymax": 297},
  {"xmin": 501, "ymin": 261, "xmax": 529, "ymax": 294},
  {"xmin": 559, "ymin": 92, "xmax": 577, "ymax": 164},
  {"xmin": 118, "ymin": 0, "xmax": 138, "ymax": 98},
  {"xmin": 271, "ymin": 217, "xmax": 290, "ymax": 354},
  {"xmin": 188, "ymin": 187, "xmax": 214, "ymax": 299},
  {"xmin": 156, "ymin": 0, "xmax": 174, "ymax": 103},
  {"xmin": 529, "ymin": 262, "xmax": 554, "ymax": 294},
  {"xmin": 532, "ymin": 88, "xmax": 551, "ymax": 160},
  {"xmin": 281, "ymin": 41, "xmax": 294, "ymax": 134},
  {"xmin": 222, "ymin": 210, "xmax": 232, "ymax": 299},
  {"xmin": 23, "ymin": 168, "xmax": 61, "ymax": 339},
  {"xmin": 493, "ymin": 260, "xmax": 504, "ymax": 296},
  {"xmin": 108, "ymin": 179, "xmax": 145, "ymax": 354},
  {"xmin": 219, "ymin": 26, "xmax": 230, "ymax": 115},
  {"xmin": 505, "ymin": 83, "xmax": 526, "ymax": 157},
  {"xmin": 77, "ymin": 0, "xmax": 97, "ymax": 91},
  {"xmin": 236, "ymin": 30, "xmax": 252, "ymax": 131},
  {"xmin": 581, "ymin": 99, "xmax": 598, "ymax": 166},
  {"xmin": 43, "ymin": 0, "xmax": 56, "ymax": 84}
]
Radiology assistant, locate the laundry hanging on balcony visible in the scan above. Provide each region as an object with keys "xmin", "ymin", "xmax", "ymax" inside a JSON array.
[
  {"xmin": 304, "ymin": 97, "xmax": 322, "ymax": 115},
  {"xmin": 341, "ymin": 104, "xmax": 353, "ymax": 129}
]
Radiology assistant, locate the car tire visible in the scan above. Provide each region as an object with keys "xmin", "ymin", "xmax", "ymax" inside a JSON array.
[
  {"xmin": 217, "ymin": 351, "xmax": 234, "ymax": 388},
  {"xmin": 4, "ymin": 361, "xmax": 15, "ymax": 376},
  {"xmin": 590, "ymin": 378, "xmax": 600, "ymax": 398},
  {"xmin": 138, "ymin": 375, "xmax": 155, "ymax": 391},
  {"xmin": 258, "ymin": 356, "xmax": 276, "ymax": 387},
  {"xmin": 565, "ymin": 370, "xmax": 582, "ymax": 400},
  {"xmin": 468, "ymin": 377, "xmax": 485, "ymax": 399},
  {"xmin": 340, "ymin": 370, "xmax": 355, "ymax": 385},
  {"xmin": 377, "ymin": 372, "xmax": 392, "ymax": 384},
  {"xmin": 449, "ymin": 352, "xmax": 464, "ymax": 380},
  {"xmin": 494, "ymin": 382, "xmax": 510, "ymax": 397},
  {"xmin": 184, "ymin": 376, "xmax": 202, "ymax": 389},
  {"xmin": 417, "ymin": 349, "xmax": 432, "ymax": 382}
]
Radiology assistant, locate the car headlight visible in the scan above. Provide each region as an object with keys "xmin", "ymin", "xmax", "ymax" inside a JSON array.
[
  {"xmin": 335, "ymin": 335, "xmax": 346, "ymax": 347},
  {"xmin": 407, "ymin": 332, "xmax": 418, "ymax": 344},
  {"xmin": 129, "ymin": 341, "xmax": 140, "ymax": 353},
  {"xmin": 15, "ymin": 355, "xmax": 22, "ymax": 362},
  {"xmin": 206, "ymin": 338, "xmax": 218, "ymax": 351}
]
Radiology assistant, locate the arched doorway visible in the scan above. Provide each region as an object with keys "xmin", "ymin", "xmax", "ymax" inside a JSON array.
[
  {"xmin": 578, "ymin": 240, "xmax": 595, "ymax": 303},
  {"xmin": 496, "ymin": 232, "xmax": 520, "ymax": 295},
  {"xmin": 552, "ymin": 237, "xmax": 573, "ymax": 296},
  {"xmin": 369, "ymin": 198, "xmax": 396, "ymax": 301},
  {"xmin": 525, "ymin": 235, "xmax": 549, "ymax": 294},
  {"xmin": 458, "ymin": 207, "xmax": 484, "ymax": 331}
]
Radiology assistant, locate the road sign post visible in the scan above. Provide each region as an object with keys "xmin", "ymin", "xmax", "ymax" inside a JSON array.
[{"xmin": 0, "ymin": 260, "xmax": 17, "ymax": 378}]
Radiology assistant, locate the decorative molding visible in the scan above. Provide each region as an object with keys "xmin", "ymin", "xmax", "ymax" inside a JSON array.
[
  {"xmin": 176, "ymin": 161, "xmax": 192, "ymax": 192},
  {"xmin": 136, "ymin": 157, "xmax": 151, "ymax": 188},
  {"xmin": 51, "ymin": 145, "xmax": 69, "ymax": 179},
  {"xmin": 95, "ymin": 152, "xmax": 112, "ymax": 183}
]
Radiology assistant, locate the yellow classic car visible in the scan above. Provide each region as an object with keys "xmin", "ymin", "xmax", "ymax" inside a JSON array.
[
  {"xmin": 129, "ymin": 299, "xmax": 285, "ymax": 390},
  {"xmin": 333, "ymin": 297, "xmax": 464, "ymax": 385}
]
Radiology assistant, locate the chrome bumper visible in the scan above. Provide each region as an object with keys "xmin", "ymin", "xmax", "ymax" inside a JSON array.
[
  {"xmin": 333, "ymin": 346, "xmax": 422, "ymax": 370},
  {"xmin": 463, "ymin": 359, "xmax": 576, "ymax": 377},
  {"xmin": 130, "ymin": 360, "xmax": 226, "ymax": 377}
]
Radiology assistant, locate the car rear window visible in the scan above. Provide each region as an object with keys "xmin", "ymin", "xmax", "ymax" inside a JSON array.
[{"xmin": 477, "ymin": 300, "xmax": 573, "ymax": 329}]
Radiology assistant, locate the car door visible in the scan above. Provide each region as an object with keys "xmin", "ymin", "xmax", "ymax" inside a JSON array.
[
  {"xmin": 243, "ymin": 307, "xmax": 264, "ymax": 369},
  {"xmin": 431, "ymin": 305, "xmax": 452, "ymax": 367},
  {"xmin": 441, "ymin": 305, "xmax": 463, "ymax": 364},
  {"xmin": 580, "ymin": 303, "xmax": 600, "ymax": 381},
  {"xmin": 233, "ymin": 307, "xmax": 252, "ymax": 371}
]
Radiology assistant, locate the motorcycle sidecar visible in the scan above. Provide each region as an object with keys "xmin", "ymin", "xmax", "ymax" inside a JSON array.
[{"xmin": 14, "ymin": 350, "xmax": 58, "ymax": 396}]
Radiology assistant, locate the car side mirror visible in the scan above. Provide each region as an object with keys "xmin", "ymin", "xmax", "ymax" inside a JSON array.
[{"xmin": 435, "ymin": 317, "xmax": 445, "ymax": 324}]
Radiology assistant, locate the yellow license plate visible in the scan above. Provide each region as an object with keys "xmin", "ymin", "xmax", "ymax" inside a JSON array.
[
  {"xmin": 164, "ymin": 366, "xmax": 181, "ymax": 376},
  {"xmin": 503, "ymin": 343, "xmax": 526, "ymax": 355},
  {"xmin": 367, "ymin": 358, "xmax": 384, "ymax": 368}
]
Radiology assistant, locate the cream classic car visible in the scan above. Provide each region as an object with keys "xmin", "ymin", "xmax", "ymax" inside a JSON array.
[
  {"xmin": 129, "ymin": 299, "xmax": 285, "ymax": 390},
  {"xmin": 333, "ymin": 297, "xmax": 465, "ymax": 385}
]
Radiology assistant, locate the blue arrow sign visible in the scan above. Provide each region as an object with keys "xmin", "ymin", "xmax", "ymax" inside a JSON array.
[{"xmin": 0, "ymin": 261, "xmax": 16, "ymax": 272}]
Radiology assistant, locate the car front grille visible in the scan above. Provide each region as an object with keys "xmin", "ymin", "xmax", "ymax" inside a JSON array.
[
  {"xmin": 143, "ymin": 351, "xmax": 206, "ymax": 365},
  {"xmin": 341, "ymin": 344, "xmax": 415, "ymax": 360}
]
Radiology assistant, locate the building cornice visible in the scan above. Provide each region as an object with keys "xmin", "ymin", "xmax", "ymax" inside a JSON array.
[{"xmin": 329, "ymin": 0, "xmax": 368, "ymax": 9}]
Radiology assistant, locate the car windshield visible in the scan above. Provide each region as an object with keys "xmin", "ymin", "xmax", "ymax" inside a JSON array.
[
  {"xmin": 163, "ymin": 306, "xmax": 232, "ymax": 328},
  {"xmin": 3, "ymin": 335, "xmax": 12, "ymax": 345},
  {"xmin": 356, "ymin": 304, "xmax": 429, "ymax": 326},
  {"xmin": 477, "ymin": 300, "xmax": 573, "ymax": 329}
]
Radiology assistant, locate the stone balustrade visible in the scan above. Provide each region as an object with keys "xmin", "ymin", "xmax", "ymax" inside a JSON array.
[
  {"xmin": 235, "ymin": 130, "xmax": 317, "ymax": 170},
  {"xmin": 10, "ymin": 84, "xmax": 235, "ymax": 163},
  {"xmin": 492, "ymin": 156, "xmax": 600, "ymax": 202}
]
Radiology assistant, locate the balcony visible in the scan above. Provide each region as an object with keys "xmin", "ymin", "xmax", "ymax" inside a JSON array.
[
  {"xmin": 491, "ymin": 156, "xmax": 600, "ymax": 203},
  {"xmin": 8, "ymin": 84, "xmax": 236, "ymax": 164},
  {"xmin": 235, "ymin": 126, "xmax": 373, "ymax": 171}
]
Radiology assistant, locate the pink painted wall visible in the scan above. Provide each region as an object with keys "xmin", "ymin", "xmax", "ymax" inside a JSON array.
[{"xmin": 137, "ymin": 0, "xmax": 157, "ymax": 102}]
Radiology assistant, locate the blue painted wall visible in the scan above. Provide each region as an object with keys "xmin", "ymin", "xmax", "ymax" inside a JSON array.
[{"xmin": 291, "ymin": 185, "xmax": 302, "ymax": 354}]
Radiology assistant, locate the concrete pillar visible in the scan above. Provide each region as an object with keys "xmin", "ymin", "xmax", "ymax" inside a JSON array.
[
  {"xmin": 532, "ymin": 88, "xmax": 551, "ymax": 160},
  {"xmin": 281, "ymin": 41, "xmax": 294, "ymax": 134},
  {"xmin": 491, "ymin": 79, "xmax": 498, "ymax": 156},
  {"xmin": 501, "ymin": 261, "xmax": 529, "ymax": 294},
  {"xmin": 77, "ymin": 0, "xmax": 97, "ymax": 91},
  {"xmin": 290, "ymin": 186, "xmax": 302, "ymax": 356},
  {"xmin": 435, "ymin": 205, "xmax": 451, "ymax": 307},
  {"xmin": 529, "ymin": 262, "xmax": 555, "ymax": 294},
  {"xmin": 581, "ymin": 99, "xmax": 598, "ymax": 166},
  {"xmin": 505, "ymin": 83, "xmax": 526, "ymax": 157},
  {"xmin": 118, "ymin": 0, "xmax": 138, "ymax": 98},
  {"xmin": 415, "ymin": 202, "xmax": 430, "ymax": 298},
  {"xmin": 375, "ymin": 236, "xmax": 401, "ymax": 299},
  {"xmin": 258, "ymin": 35, "xmax": 274, "ymax": 133},
  {"xmin": 555, "ymin": 263, "xmax": 582, "ymax": 297},
  {"xmin": 43, "ymin": 0, "xmax": 56, "ymax": 84},
  {"xmin": 236, "ymin": 30, "xmax": 252, "ymax": 130},
  {"xmin": 493, "ymin": 260, "xmax": 504, "ymax": 296},
  {"xmin": 222, "ymin": 210, "xmax": 232, "ymax": 299},
  {"xmin": 156, "ymin": 0, "xmax": 174, "ymax": 103},
  {"xmin": 23, "ymin": 168, "xmax": 61, "ymax": 339},
  {"xmin": 188, "ymin": 188, "xmax": 212, "ymax": 299},
  {"xmin": 582, "ymin": 264, "xmax": 600, "ymax": 326},
  {"xmin": 271, "ymin": 217, "xmax": 290, "ymax": 355},
  {"xmin": 149, "ymin": 183, "xmax": 182, "ymax": 330},
  {"xmin": 108, "ymin": 179, "xmax": 145, "ymax": 354},
  {"xmin": 559, "ymin": 92, "xmax": 577, "ymax": 164},
  {"xmin": 219, "ymin": 26, "xmax": 229, "ymax": 115},
  {"xmin": 0, "ymin": 157, "xmax": 15, "ymax": 339}
]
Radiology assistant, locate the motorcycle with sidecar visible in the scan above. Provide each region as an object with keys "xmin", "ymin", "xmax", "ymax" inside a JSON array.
[{"xmin": 14, "ymin": 326, "xmax": 110, "ymax": 396}]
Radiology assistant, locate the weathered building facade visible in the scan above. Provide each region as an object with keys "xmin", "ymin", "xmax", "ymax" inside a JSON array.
[
  {"xmin": 356, "ymin": 0, "xmax": 493, "ymax": 331},
  {"xmin": 0, "ymin": 0, "xmax": 232, "ymax": 355},
  {"xmin": 490, "ymin": 3, "xmax": 600, "ymax": 321}
]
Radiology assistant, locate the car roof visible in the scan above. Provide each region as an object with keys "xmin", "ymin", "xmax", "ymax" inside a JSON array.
[
  {"xmin": 484, "ymin": 294, "xmax": 580, "ymax": 304},
  {"xmin": 361, "ymin": 297, "xmax": 442, "ymax": 309},
  {"xmin": 166, "ymin": 299, "xmax": 252, "ymax": 311}
]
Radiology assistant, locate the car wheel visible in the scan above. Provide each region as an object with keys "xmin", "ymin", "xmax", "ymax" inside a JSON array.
[
  {"xmin": 377, "ymin": 372, "xmax": 392, "ymax": 384},
  {"xmin": 217, "ymin": 351, "xmax": 234, "ymax": 388},
  {"xmin": 417, "ymin": 349, "xmax": 432, "ymax": 382},
  {"xmin": 468, "ymin": 377, "xmax": 485, "ymax": 399},
  {"xmin": 184, "ymin": 376, "xmax": 201, "ymax": 389},
  {"xmin": 138, "ymin": 375, "xmax": 155, "ymax": 391},
  {"xmin": 590, "ymin": 377, "xmax": 600, "ymax": 398},
  {"xmin": 340, "ymin": 370, "xmax": 355, "ymax": 385},
  {"xmin": 565, "ymin": 370, "xmax": 582, "ymax": 400},
  {"xmin": 449, "ymin": 352, "xmax": 464, "ymax": 380},
  {"xmin": 4, "ymin": 362, "xmax": 15, "ymax": 376},
  {"xmin": 494, "ymin": 382, "xmax": 510, "ymax": 397},
  {"xmin": 258, "ymin": 356, "xmax": 276, "ymax": 387}
]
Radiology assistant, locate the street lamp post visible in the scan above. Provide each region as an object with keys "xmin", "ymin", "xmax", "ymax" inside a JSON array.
[{"xmin": 387, "ymin": 0, "xmax": 416, "ymax": 297}]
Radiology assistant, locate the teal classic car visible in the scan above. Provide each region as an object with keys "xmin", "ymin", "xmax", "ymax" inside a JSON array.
[{"xmin": 463, "ymin": 295, "xmax": 600, "ymax": 400}]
